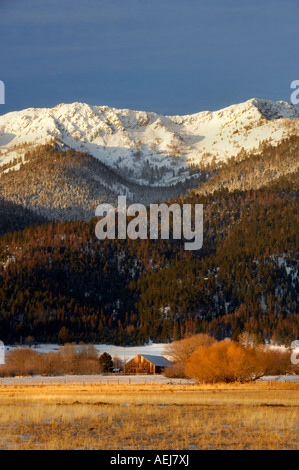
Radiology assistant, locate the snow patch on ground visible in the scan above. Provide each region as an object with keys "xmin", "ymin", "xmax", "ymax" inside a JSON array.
[
  {"xmin": 0, "ymin": 374, "xmax": 193, "ymax": 385},
  {"xmin": 5, "ymin": 342, "xmax": 170, "ymax": 361}
]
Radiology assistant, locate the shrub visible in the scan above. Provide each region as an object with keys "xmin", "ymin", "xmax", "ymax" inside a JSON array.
[
  {"xmin": 3, "ymin": 348, "xmax": 45, "ymax": 376},
  {"xmin": 163, "ymin": 362, "xmax": 186, "ymax": 378},
  {"xmin": 185, "ymin": 340, "xmax": 292, "ymax": 383},
  {"xmin": 0, "ymin": 344, "xmax": 101, "ymax": 377},
  {"xmin": 163, "ymin": 334, "xmax": 216, "ymax": 378}
]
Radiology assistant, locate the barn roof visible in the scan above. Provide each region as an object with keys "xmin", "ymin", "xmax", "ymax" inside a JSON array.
[{"xmin": 139, "ymin": 354, "xmax": 173, "ymax": 367}]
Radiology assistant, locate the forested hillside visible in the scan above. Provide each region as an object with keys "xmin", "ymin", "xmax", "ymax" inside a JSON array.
[
  {"xmin": 195, "ymin": 135, "xmax": 299, "ymax": 195},
  {"xmin": 0, "ymin": 169, "xmax": 297, "ymax": 346},
  {"xmin": 1, "ymin": 136, "xmax": 298, "ymax": 225},
  {"xmin": 0, "ymin": 144, "xmax": 197, "ymax": 222}
]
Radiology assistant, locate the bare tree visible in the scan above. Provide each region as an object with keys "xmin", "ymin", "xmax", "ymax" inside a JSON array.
[{"xmin": 164, "ymin": 333, "xmax": 216, "ymax": 364}]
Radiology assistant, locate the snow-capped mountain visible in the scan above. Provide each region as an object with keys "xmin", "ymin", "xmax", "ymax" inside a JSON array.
[{"xmin": 0, "ymin": 98, "xmax": 298, "ymax": 185}]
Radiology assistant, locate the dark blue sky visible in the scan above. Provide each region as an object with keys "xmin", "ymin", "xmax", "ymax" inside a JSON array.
[{"xmin": 0, "ymin": 0, "xmax": 298, "ymax": 115}]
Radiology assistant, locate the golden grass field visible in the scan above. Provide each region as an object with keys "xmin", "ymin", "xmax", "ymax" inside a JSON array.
[{"xmin": 0, "ymin": 380, "xmax": 298, "ymax": 450}]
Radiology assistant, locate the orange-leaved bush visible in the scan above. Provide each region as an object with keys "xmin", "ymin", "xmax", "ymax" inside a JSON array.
[
  {"xmin": 185, "ymin": 340, "xmax": 291, "ymax": 383},
  {"xmin": 163, "ymin": 333, "xmax": 216, "ymax": 378}
]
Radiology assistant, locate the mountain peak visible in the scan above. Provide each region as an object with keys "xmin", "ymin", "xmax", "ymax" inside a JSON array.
[{"xmin": 251, "ymin": 98, "xmax": 299, "ymax": 120}]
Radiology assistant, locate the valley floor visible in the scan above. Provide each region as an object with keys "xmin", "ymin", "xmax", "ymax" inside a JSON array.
[{"xmin": 0, "ymin": 380, "xmax": 298, "ymax": 450}]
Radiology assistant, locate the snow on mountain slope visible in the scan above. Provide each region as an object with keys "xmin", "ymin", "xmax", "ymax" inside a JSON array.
[{"xmin": 0, "ymin": 98, "xmax": 298, "ymax": 185}]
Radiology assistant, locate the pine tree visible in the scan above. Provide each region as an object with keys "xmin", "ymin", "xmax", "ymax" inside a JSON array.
[{"xmin": 99, "ymin": 352, "xmax": 113, "ymax": 373}]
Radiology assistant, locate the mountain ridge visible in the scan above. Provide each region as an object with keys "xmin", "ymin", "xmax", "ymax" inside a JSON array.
[{"xmin": 1, "ymin": 98, "xmax": 298, "ymax": 186}]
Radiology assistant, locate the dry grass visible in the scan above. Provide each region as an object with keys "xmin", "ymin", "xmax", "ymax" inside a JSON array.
[{"xmin": 0, "ymin": 381, "xmax": 298, "ymax": 450}]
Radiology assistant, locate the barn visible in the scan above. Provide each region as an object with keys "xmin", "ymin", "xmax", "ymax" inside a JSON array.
[{"xmin": 123, "ymin": 354, "xmax": 173, "ymax": 375}]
